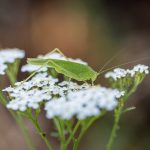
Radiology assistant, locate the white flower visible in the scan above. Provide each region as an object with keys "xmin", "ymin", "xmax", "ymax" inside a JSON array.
[
  {"xmin": 0, "ymin": 48, "xmax": 25, "ymax": 63},
  {"xmin": 21, "ymin": 50, "xmax": 87, "ymax": 72},
  {"xmin": 4, "ymin": 72, "xmax": 90, "ymax": 111},
  {"xmin": 0, "ymin": 48, "xmax": 25, "ymax": 75},
  {"xmin": 5, "ymin": 71, "xmax": 123, "ymax": 120},
  {"xmin": 105, "ymin": 64, "xmax": 149, "ymax": 80},
  {"xmin": 133, "ymin": 64, "xmax": 149, "ymax": 73},
  {"xmin": 105, "ymin": 68, "xmax": 127, "ymax": 80},
  {"xmin": 45, "ymin": 86, "xmax": 124, "ymax": 120}
]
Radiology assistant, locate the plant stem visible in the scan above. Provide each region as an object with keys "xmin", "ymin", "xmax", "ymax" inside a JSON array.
[
  {"xmin": 73, "ymin": 111, "xmax": 106, "ymax": 150},
  {"xmin": 73, "ymin": 118, "xmax": 96, "ymax": 150},
  {"xmin": 60, "ymin": 142, "xmax": 66, "ymax": 150},
  {"xmin": 106, "ymin": 101, "xmax": 124, "ymax": 150},
  {"xmin": 16, "ymin": 114, "xmax": 35, "ymax": 150},
  {"xmin": 6, "ymin": 69, "xmax": 17, "ymax": 85},
  {"xmin": 30, "ymin": 116, "xmax": 53, "ymax": 150},
  {"xmin": 53, "ymin": 118, "xmax": 66, "ymax": 150},
  {"xmin": 0, "ymin": 91, "xmax": 7, "ymax": 105},
  {"xmin": 66, "ymin": 121, "xmax": 81, "ymax": 146},
  {"xmin": 0, "ymin": 91, "xmax": 35, "ymax": 150},
  {"xmin": 107, "ymin": 82, "xmax": 140, "ymax": 150},
  {"xmin": 5, "ymin": 65, "xmax": 36, "ymax": 150},
  {"xmin": 11, "ymin": 111, "xmax": 35, "ymax": 150}
]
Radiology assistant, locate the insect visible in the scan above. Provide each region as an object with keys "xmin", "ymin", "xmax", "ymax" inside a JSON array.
[
  {"xmin": 27, "ymin": 48, "xmax": 99, "ymax": 82},
  {"xmin": 27, "ymin": 48, "xmax": 150, "ymax": 83}
]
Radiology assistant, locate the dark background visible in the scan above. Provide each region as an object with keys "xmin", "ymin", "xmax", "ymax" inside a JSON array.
[{"xmin": 0, "ymin": 0, "xmax": 150, "ymax": 149}]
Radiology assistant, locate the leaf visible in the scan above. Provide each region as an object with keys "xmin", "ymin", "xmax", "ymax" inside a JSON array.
[
  {"xmin": 27, "ymin": 58, "xmax": 99, "ymax": 81},
  {"xmin": 122, "ymin": 106, "xmax": 136, "ymax": 114}
]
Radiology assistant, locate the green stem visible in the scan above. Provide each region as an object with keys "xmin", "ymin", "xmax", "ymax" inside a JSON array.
[
  {"xmin": 6, "ymin": 69, "xmax": 17, "ymax": 85},
  {"xmin": 0, "ymin": 91, "xmax": 7, "ymax": 105},
  {"xmin": 61, "ymin": 142, "xmax": 66, "ymax": 150},
  {"xmin": 107, "ymin": 81, "xmax": 140, "ymax": 150},
  {"xmin": 106, "ymin": 101, "xmax": 124, "ymax": 150},
  {"xmin": 73, "ymin": 118, "xmax": 97, "ymax": 150},
  {"xmin": 53, "ymin": 118, "xmax": 66, "ymax": 150},
  {"xmin": 73, "ymin": 111, "xmax": 106, "ymax": 150},
  {"xmin": 30, "ymin": 115, "xmax": 53, "ymax": 150},
  {"xmin": 66, "ymin": 121, "xmax": 81, "ymax": 146},
  {"xmin": 73, "ymin": 139, "xmax": 79, "ymax": 150},
  {"xmin": 5, "ymin": 65, "xmax": 36, "ymax": 150},
  {"xmin": 0, "ymin": 91, "xmax": 35, "ymax": 150},
  {"xmin": 16, "ymin": 114, "xmax": 35, "ymax": 150}
]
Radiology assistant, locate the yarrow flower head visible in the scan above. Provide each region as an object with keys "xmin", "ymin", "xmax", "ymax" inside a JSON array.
[
  {"xmin": 4, "ymin": 72, "xmax": 90, "ymax": 112},
  {"xmin": 4, "ymin": 70, "xmax": 124, "ymax": 120},
  {"xmin": 127, "ymin": 64, "xmax": 149, "ymax": 77},
  {"xmin": 105, "ymin": 64, "xmax": 149, "ymax": 81},
  {"xmin": 0, "ymin": 48, "xmax": 25, "ymax": 75},
  {"xmin": 105, "ymin": 68, "xmax": 127, "ymax": 81},
  {"xmin": 105, "ymin": 64, "xmax": 149, "ymax": 92},
  {"xmin": 45, "ymin": 86, "xmax": 124, "ymax": 120},
  {"xmin": 21, "ymin": 49, "xmax": 87, "ymax": 72}
]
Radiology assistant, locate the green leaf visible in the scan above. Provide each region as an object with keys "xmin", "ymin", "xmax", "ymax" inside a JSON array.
[
  {"xmin": 27, "ymin": 58, "xmax": 99, "ymax": 82},
  {"xmin": 122, "ymin": 106, "xmax": 136, "ymax": 114}
]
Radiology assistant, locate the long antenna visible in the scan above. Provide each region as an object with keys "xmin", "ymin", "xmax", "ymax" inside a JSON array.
[
  {"xmin": 98, "ymin": 48, "xmax": 125, "ymax": 73},
  {"xmin": 99, "ymin": 56, "xmax": 150, "ymax": 75}
]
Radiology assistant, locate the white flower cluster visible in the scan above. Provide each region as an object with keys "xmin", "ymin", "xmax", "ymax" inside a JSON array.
[
  {"xmin": 127, "ymin": 64, "xmax": 149, "ymax": 77},
  {"xmin": 4, "ymin": 73, "xmax": 90, "ymax": 111},
  {"xmin": 45, "ymin": 86, "xmax": 124, "ymax": 120},
  {"xmin": 21, "ymin": 51, "xmax": 87, "ymax": 72},
  {"xmin": 105, "ymin": 64, "xmax": 149, "ymax": 80},
  {"xmin": 105, "ymin": 68, "xmax": 127, "ymax": 80},
  {"xmin": 0, "ymin": 48, "xmax": 25, "ymax": 75}
]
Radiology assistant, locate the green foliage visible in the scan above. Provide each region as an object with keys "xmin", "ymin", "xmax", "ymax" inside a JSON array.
[{"xmin": 27, "ymin": 58, "xmax": 99, "ymax": 82}]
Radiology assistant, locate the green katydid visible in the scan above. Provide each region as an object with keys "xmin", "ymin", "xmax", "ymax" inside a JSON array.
[
  {"xmin": 27, "ymin": 48, "xmax": 150, "ymax": 83},
  {"xmin": 27, "ymin": 48, "xmax": 99, "ymax": 82}
]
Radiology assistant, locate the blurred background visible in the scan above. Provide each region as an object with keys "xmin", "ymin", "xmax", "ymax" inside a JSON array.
[{"xmin": 0, "ymin": 0, "xmax": 150, "ymax": 149}]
